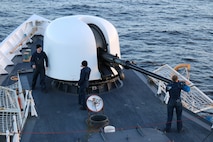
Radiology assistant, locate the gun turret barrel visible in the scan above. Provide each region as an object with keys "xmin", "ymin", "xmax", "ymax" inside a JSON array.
[
  {"xmin": 101, "ymin": 53, "xmax": 172, "ymax": 83},
  {"xmin": 125, "ymin": 61, "xmax": 172, "ymax": 83}
]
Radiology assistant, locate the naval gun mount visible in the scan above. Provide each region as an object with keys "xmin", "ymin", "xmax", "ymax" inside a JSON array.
[{"xmin": 47, "ymin": 15, "xmax": 170, "ymax": 94}]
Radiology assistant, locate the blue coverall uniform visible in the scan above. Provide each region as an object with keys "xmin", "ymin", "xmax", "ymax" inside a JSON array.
[
  {"xmin": 165, "ymin": 81, "xmax": 187, "ymax": 132},
  {"xmin": 78, "ymin": 66, "xmax": 91, "ymax": 109}
]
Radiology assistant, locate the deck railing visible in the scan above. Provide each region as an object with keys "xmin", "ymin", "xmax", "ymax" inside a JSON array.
[
  {"xmin": 0, "ymin": 14, "xmax": 50, "ymax": 75},
  {"xmin": 0, "ymin": 73, "xmax": 37, "ymax": 142},
  {"xmin": 150, "ymin": 64, "xmax": 213, "ymax": 122}
]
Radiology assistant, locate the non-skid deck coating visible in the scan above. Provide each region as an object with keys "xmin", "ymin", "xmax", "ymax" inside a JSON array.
[
  {"xmin": 19, "ymin": 69, "xmax": 212, "ymax": 142},
  {"xmin": 0, "ymin": 36, "xmax": 213, "ymax": 142}
]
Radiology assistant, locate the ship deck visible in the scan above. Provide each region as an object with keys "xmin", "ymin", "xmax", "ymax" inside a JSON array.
[{"xmin": 0, "ymin": 36, "xmax": 213, "ymax": 142}]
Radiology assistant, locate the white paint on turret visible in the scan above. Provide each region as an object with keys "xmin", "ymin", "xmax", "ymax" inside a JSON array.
[{"xmin": 44, "ymin": 15, "xmax": 120, "ymax": 81}]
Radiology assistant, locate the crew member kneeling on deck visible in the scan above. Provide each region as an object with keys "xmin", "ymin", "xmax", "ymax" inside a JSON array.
[
  {"xmin": 77, "ymin": 60, "xmax": 91, "ymax": 110},
  {"xmin": 164, "ymin": 75, "xmax": 190, "ymax": 133},
  {"xmin": 31, "ymin": 44, "xmax": 48, "ymax": 92}
]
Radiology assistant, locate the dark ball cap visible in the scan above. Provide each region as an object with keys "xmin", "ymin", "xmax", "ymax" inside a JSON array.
[
  {"xmin": 36, "ymin": 44, "xmax": 42, "ymax": 49},
  {"xmin": 81, "ymin": 60, "xmax": 88, "ymax": 67}
]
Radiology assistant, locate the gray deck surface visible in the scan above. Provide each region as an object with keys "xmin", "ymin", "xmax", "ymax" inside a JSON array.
[
  {"xmin": 0, "ymin": 36, "xmax": 213, "ymax": 142},
  {"xmin": 19, "ymin": 69, "xmax": 213, "ymax": 142}
]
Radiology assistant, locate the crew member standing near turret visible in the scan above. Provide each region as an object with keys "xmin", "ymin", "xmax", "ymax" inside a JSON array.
[
  {"xmin": 164, "ymin": 75, "xmax": 190, "ymax": 133},
  {"xmin": 31, "ymin": 44, "xmax": 48, "ymax": 92},
  {"xmin": 78, "ymin": 60, "xmax": 91, "ymax": 110}
]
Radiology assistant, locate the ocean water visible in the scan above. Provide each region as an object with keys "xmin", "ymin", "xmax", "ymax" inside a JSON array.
[{"xmin": 0, "ymin": 0, "xmax": 213, "ymax": 95}]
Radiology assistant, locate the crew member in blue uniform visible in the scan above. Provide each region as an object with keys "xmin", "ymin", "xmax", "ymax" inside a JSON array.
[
  {"xmin": 77, "ymin": 60, "xmax": 91, "ymax": 110},
  {"xmin": 31, "ymin": 44, "xmax": 48, "ymax": 92},
  {"xmin": 164, "ymin": 75, "xmax": 190, "ymax": 133}
]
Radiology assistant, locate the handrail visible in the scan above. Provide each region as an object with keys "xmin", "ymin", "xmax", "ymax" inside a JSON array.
[{"xmin": 9, "ymin": 27, "xmax": 37, "ymax": 54}]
